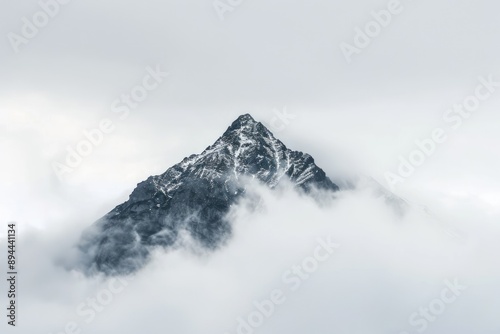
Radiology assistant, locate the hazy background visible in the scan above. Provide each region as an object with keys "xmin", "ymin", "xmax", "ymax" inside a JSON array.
[{"xmin": 0, "ymin": 0, "xmax": 499, "ymax": 333}]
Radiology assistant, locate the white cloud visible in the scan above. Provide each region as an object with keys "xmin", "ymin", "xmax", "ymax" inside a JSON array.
[{"xmin": 1, "ymin": 181, "xmax": 499, "ymax": 334}]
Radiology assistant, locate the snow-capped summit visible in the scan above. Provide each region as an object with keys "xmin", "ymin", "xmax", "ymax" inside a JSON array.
[{"xmin": 79, "ymin": 114, "xmax": 339, "ymax": 275}]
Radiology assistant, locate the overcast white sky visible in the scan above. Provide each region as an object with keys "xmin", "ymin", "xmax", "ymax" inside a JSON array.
[{"xmin": 0, "ymin": 0, "xmax": 499, "ymax": 333}]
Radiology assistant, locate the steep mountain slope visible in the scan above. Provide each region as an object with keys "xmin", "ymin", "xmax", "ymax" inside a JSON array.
[{"xmin": 79, "ymin": 114, "xmax": 339, "ymax": 275}]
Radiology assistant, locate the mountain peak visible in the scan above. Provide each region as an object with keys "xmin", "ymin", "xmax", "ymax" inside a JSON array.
[
  {"xmin": 79, "ymin": 114, "xmax": 339, "ymax": 275},
  {"xmin": 218, "ymin": 113, "xmax": 270, "ymax": 147},
  {"xmin": 236, "ymin": 113, "xmax": 256, "ymax": 123},
  {"xmin": 226, "ymin": 113, "xmax": 259, "ymax": 132}
]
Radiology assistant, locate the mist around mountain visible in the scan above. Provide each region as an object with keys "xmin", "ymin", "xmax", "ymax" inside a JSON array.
[
  {"xmin": 5, "ymin": 113, "xmax": 497, "ymax": 334},
  {"xmin": 78, "ymin": 114, "xmax": 342, "ymax": 275}
]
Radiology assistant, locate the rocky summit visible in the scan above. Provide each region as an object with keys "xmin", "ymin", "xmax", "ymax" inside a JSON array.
[{"xmin": 79, "ymin": 114, "xmax": 339, "ymax": 275}]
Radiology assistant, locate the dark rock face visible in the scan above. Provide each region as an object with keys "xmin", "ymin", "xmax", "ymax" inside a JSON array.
[{"xmin": 79, "ymin": 114, "xmax": 339, "ymax": 275}]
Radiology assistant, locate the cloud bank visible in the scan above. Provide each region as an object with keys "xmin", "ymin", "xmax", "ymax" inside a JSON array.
[{"xmin": 1, "ymin": 179, "xmax": 499, "ymax": 334}]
